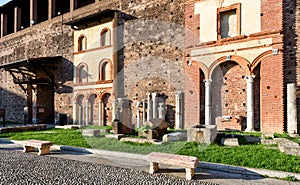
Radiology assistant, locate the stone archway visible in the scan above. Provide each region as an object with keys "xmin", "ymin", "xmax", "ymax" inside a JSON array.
[
  {"xmin": 76, "ymin": 95, "xmax": 85, "ymax": 125},
  {"xmin": 211, "ymin": 61, "xmax": 247, "ymax": 128},
  {"xmin": 88, "ymin": 94, "xmax": 98, "ymax": 125}
]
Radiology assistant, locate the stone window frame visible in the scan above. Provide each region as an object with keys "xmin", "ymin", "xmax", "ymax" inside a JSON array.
[
  {"xmin": 78, "ymin": 34, "xmax": 87, "ymax": 52},
  {"xmin": 100, "ymin": 28, "xmax": 111, "ymax": 47},
  {"xmin": 217, "ymin": 3, "xmax": 241, "ymax": 40},
  {"xmin": 77, "ymin": 62, "xmax": 89, "ymax": 83},
  {"xmin": 99, "ymin": 59, "xmax": 113, "ymax": 82}
]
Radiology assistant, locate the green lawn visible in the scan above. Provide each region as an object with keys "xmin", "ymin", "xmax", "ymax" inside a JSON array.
[{"xmin": 1, "ymin": 128, "xmax": 300, "ymax": 174}]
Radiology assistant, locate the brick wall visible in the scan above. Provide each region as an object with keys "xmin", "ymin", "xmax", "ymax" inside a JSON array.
[
  {"xmin": 261, "ymin": 0, "xmax": 283, "ymax": 31},
  {"xmin": 260, "ymin": 54, "xmax": 284, "ymax": 133}
]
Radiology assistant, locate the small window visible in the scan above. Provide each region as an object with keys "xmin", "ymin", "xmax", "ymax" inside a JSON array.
[
  {"xmin": 78, "ymin": 64, "xmax": 88, "ymax": 83},
  {"xmin": 100, "ymin": 28, "xmax": 111, "ymax": 46},
  {"xmin": 217, "ymin": 3, "xmax": 240, "ymax": 39},
  {"xmin": 78, "ymin": 35, "xmax": 87, "ymax": 51},
  {"xmin": 99, "ymin": 60, "xmax": 112, "ymax": 81}
]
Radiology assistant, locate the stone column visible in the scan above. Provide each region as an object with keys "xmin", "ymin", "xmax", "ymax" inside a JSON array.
[
  {"xmin": 175, "ymin": 91, "xmax": 184, "ymax": 129},
  {"xmin": 70, "ymin": 0, "xmax": 75, "ymax": 11},
  {"xmin": 48, "ymin": 0, "xmax": 53, "ymax": 20},
  {"xmin": 1, "ymin": 13, "xmax": 7, "ymax": 37},
  {"xmin": 204, "ymin": 79, "xmax": 212, "ymax": 125},
  {"xmin": 30, "ymin": 0, "xmax": 37, "ymax": 26},
  {"xmin": 98, "ymin": 100, "xmax": 103, "ymax": 126},
  {"xmin": 287, "ymin": 83, "xmax": 298, "ymax": 134},
  {"xmin": 72, "ymin": 101, "xmax": 77, "ymax": 125},
  {"xmin": 136, "ymin": 102, "xmax": 140, "ymax": 128},
  {"xmin": 85, "ymin": 100, "xmax": 89, "ymax": 126},
  {"xmin": 245, "ymin": 76, "xmax": 255, "ymax": 132},
  {"xmin": 158, "ymin": 102, "xmax": 165, "ymax": 119},
  {"xmin": 152, "ymin": 92, "xmax": 158, "ymax": 119},
  {"xmin": 111, "ymin": 99, "xmax": 116, "ymax": 121},
  {"xmin": 147, "ymin": 93, "xmax": 153, "ymax": 121},
  {"xmin": 142, "ymin": 99, "xmax": 146, "ymax": 124},
  {"xmin": 78, "ymin": 105, "xmax": 82, "ymax": 125},
  {"xmin": 14, "ymin": 7, "xmax": 21, "ymax": 32}
]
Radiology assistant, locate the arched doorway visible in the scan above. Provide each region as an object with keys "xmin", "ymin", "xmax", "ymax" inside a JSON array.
[
  {"xmin": 211, "ymin": 61, "xmax": 247, "ymax": 125},
  {"xmin": 89, "ymin": 94, "xmax": 98, "ymax": 125},
  {"xmin": 76, "ymin": 95, "xmax": 84, "ymax": 125},
  {"xmin": 102, "ymin": 93, "xmax": 112, "ymax": 126}
]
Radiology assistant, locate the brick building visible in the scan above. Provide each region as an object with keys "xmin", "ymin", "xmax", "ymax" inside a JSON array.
[{"xmin": 0, "ymin": 0, "xmax": 298, "ymax": 133}]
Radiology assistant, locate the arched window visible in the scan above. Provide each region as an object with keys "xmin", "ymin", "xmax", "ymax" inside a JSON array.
[
  {"xmin": 78, "ymin": 63, "xmax": 88, "ymax": 83},
  {"xmin": 78, "ymin": 35, "xmax": 87, "ymax": 51},
  {"xmin": 99, "ymin": 60, "xmax": 112, "ymax": 81},
  {"xmin": 100, "ymin": 28, "xmax": 111, "ymax": 46}
]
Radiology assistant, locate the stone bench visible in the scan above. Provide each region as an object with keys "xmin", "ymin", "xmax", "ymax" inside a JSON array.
[
  {"xmin": 21, "ymin": 140, "xmax": 53, "ymax": 155},
  {"xmin": 147, "ymin": 152, "xmax": 199, "ymax": 180}
]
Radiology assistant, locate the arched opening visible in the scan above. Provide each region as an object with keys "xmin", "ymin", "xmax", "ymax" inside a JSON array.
[
  {"xmin": 101, "ymin": 61, "xmax": 112, "ymax": 81},
  {"xmin": 76, "ymin": 95, "xmax": 84, "ymax": 125},
  {"xmin": 89, "ymin": 94, "xmax": 98, "ymax": 125},
  {"xmin": 100, "ymin": 29, "xmax": 111, "ymax": 46},
  {"xmin": 102, "ymin": 93, "xmax": 112, "ymax": 126},
  {"xmin": 211, "ymin": 61, "xmax": 247, "ymax": 129},
  {"xmin": 78, "ymin": 64, "xmax": 88, "ymax": 83},
  {"xmin": 78, "ymin": 35, "xmax": 87, "ymax": 51}
]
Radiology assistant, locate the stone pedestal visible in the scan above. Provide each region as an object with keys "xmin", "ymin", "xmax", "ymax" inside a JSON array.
[{"xmin": 187, "ymin": 125, "xmax": 217, "ymax": 144}]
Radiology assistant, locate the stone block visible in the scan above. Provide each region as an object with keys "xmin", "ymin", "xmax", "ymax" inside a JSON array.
[
  {"xmin": 105, "ymin": 134, "xmax": 124, "ymax": 140},
  {"xmin": 261, "ymin": 138, "xmax": 277, "ymax": 145},
  {"xmin": 187, "ymin": 125, "xmax": 217, "ymax": 144},
  {"xmin": 221, "ymin": 138, "xmax": 239, "ymax": 146},
  {"xmin": 162, "ymin": 132, "xmax": 187, "ymax": 142},
  {"xmin": 112, "ymin": 120, "xmax": 134, "ymax": 135},
  {"xmin": 82, "ymin": 129, "xmax": 100, "ymax": 137},
  {"xmin": 100, "ymin": 128, "xmax": 110, "ymax": 133}
]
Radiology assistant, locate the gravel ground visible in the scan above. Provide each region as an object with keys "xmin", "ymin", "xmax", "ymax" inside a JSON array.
[{"xmin": 0, "ymin": 150, "xmax": 218, "ymax": 185}]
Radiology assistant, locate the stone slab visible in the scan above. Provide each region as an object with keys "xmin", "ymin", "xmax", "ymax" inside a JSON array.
[
  {"xmin": 82, "ymin": 129, "xmax": 100, "ymax": 137},
  {"xmin": 221, "ymin": 138, "xmax": 239, "ymax": 146},
  {"xmin": 55, "ymin": 125, "xmax": 81, "ymax": 129},
  {"xmin": 162, "ymin": 132, "xmax": 187, "ymax": 142},
  {"xmin": 105, "ymin": 134, "xmax": 124, "ymax": 140}
]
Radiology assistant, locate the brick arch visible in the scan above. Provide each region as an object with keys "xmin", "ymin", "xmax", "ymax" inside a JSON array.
[
  {"xmin": 78, "ymin": 34, "xmax": 87, "ymax": 51},
  {"xmin": 99, "ymin": 90, "xmax": 114, "ymax": 100},
  {"xmin": 251, "ymin": 50, "xmax": 282, "ymax": 72},
  {"xmin": 74, "ymin": 93, "xmax": 86, "ymax": 104},
  {"xmin": 208, "ymin": 55, "xmax": 251, "ymax": 79},
  {"xmin": 100, "ymin": 28, "xmax": 111, "ymax": 46},
  {"xmin": 99, "ymin": 58, "xmax": 113, "ymax": 81},
  {"xmin": 76, "ymin": 62, "xmax": 88, "ymax": 83},
  {"xmin": 187, "ymin": 59, "xmax": 209, "ymax": 79}
]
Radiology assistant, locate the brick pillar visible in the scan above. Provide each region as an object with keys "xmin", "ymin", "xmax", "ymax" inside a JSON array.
[
  {"xmin": 204, "ymin": 79, "xmax": 212, "ymax": 125},
  {"xmin": 245, "ymin": 76, "xmax": 255, "ymax": 131}
]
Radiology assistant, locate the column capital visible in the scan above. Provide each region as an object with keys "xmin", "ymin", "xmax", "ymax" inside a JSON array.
[
  {"xmin": 203, "ymin": 79, "xmax": 212, "ymax": 83},
  {"xmin": 151, "ymin": 92, "xmax": 158, "ymax": 97},
  {"xmin": 136, "ymin": 102, "xmax": 141, "ymax": 108},
  {"xmin": 175, "ymin": 91, "xmax": 183, "ymax": 97},
  {"xmin": 245, "ymin": 75, "xmax": 255, "ymax": 83},
  {"xmin": 147, "ymin": 92, "xmax": 152, "ymax": 97}
]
